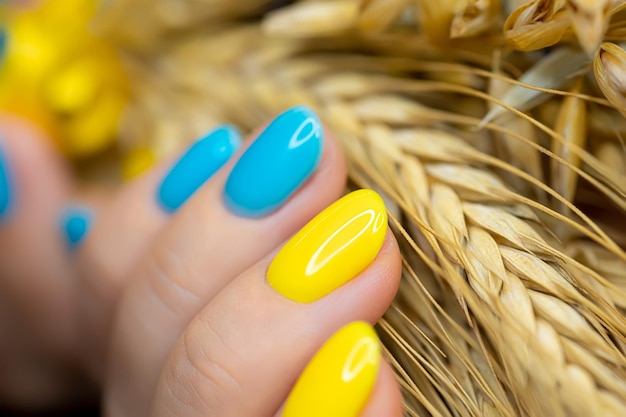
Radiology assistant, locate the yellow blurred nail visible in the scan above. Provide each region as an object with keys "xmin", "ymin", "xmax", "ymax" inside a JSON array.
[
  {"xmin": 267, "ymin": 189, "xmax": 387, "ymax": 303},
  {"xmin": 123, "ymin": 146, "xmax": 157, "ymax": 179},
  {"xmin": 283, "ymin": 321, "xmax": 381, "ymax": 417}
]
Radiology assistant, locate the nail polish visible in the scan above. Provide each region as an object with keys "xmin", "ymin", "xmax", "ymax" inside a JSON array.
[
  {"xmin": 158, "ymin": 126, "xmax": 241, "ymax": 213},
  {"xmin": 0, "ymin": 145, "xmax": 13, "ymax": 219},
  {"xmin": 283, "ymin": 321, "xmax": 381, "ymax": 417},
  {"xmin": 267, "ymin": 189, "xmax": 387, "ymax": 303},
  {"xmin": 61, "ymin": 206, "xmax": 93, "ymax": 251},
  {"xmin": 223, "ymin": 106, "xmax": 323, "ymax": 218},
  {"xmin": 0, "ymin": 28, "xmax": 6, "ymax": 64}
]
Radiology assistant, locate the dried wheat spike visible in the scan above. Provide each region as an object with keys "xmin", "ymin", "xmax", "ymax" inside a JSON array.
[{"xmin": 352, "ymin": 123, "xmax": 626, "ymax": 417}]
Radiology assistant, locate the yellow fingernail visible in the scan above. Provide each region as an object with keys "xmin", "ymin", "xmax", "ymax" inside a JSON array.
[
  {"xmin": 283, "ymin": 321, "xmax": 381, "ymax": 417},
  {"xmin": 267, "ymin": 189, "xmax": 387, "ymax": 303}
]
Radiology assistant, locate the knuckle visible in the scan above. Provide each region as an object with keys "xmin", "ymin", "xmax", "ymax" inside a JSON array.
[
  {"xmin": 176, "ymin": 319, "xmax": 241, "ymax": 412},
  {"xmin": 144, "ymin": 248, "xmax": 202, "ymax": 319}
]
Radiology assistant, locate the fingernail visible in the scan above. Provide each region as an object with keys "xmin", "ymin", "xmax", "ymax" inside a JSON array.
[
  {"xmin": 61, "ymin": 206, "xmax": 93, "ymax": 251},
  {"xmin": 283, "ymin": 321, "xmax": 381, "ymax": 417},
  {"xmin": 158, "ymin": 126, "xmax": 241, "ymax": 213},
  {"xmin": 0, "ymin": 28, "xmax": 7, "ymax": 64},
  {"xmin": 268, "ymin": 189, "xmax": 387, "ymax": 303},
  {"xmin": 223, "ymin": 106, "xmax": 323, "ymax": 218},
  {"xmin": 0, "ymin": 145, "xmax": 13, "ymax": 220}
]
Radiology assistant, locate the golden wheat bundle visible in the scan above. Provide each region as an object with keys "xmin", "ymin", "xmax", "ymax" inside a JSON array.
[{"xmin": 7, "ymin": 0, "xmax": 625, "ymax": 415}]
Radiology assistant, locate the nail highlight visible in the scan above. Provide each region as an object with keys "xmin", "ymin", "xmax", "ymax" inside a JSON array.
[
  {"xmin": 61, "ymin": 206, "xmax": 93, "ymax": 251},
  {"xmin": 223, "ymin": 106, "xmax": 323, "ymax": 218},
  {"xmin": 158, "ymin": 126, "xmax": 241, "ymax": 213},
  {"xmin": 283, "ymin": 321, "xmax": 381, "ymax": 417},
  {"xmin": 0, "ymin": 145, "xmax": 13, "ymax": 219},
  {"xmin": 268, "ymin": 189, "xmax": 387, "ymax": 303}
]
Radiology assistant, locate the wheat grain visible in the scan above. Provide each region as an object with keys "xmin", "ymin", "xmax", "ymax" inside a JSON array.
[
  {"xmin": 357, "ymin": 0, "xmax": 411, "ymax": 33},
  {"xmin": 262, "ymin": 0, "xmax": 360, "ymax": 38},
  {"xmin": 503, "ymin": 0, "xmax": 571, "ymax": 51},
  {"xmin": 451, "ymin": 0, "xmax": 501, "ymax": 38},
  {"xmin": 566, "ymin": 0, "xmax": 612, "ymax": 56},
  {"xmin": 594, "ymin": 42, "xmax": 626, "ymax": 118},
  {"xmin": 552, "ymin": 78, "xmax": 587, "ymax": 209}
]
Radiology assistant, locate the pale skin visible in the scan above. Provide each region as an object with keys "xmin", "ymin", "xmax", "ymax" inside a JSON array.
[{"xmin": 0, "ymin": 114, "xmax": 404, "ymax": 416}]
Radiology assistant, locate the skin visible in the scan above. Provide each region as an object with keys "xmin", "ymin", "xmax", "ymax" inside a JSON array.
[{"xmin": 0, "ymin": 113, "xmax": 404, "ymax": 416}]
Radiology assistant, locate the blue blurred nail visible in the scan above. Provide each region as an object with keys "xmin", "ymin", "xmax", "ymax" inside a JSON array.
[
  {"xmin": 223, "ymin": 106, "xmax": 323, "ymax": 218},
  {"xmin": 0, "ymin": 28, "xmax": 6, "ymax": 65},
  {"xmin": 157, "ymin": 126, "xmax": 241, "ymax": 213},
  {"xmin": 61, "ymin": 206, "xmax": 93, "ymax": 251},
  {"xmin": 0, "ymin": 145, "xmax": 13, "ymax": 220}
]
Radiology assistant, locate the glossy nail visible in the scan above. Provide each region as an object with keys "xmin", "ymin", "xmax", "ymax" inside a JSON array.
[
  {"xmin": 223, "ymin": 106, "xmax": 323, "ymax": 218},
  {"xmin": 61, "ymin": 206, "xmax": 93, "ymax": 251},
  {"xmin": 0, "ymin": 145, "xmax": 12, "ymax": 219},
  {"xmin": 283, "ymin": 321, "xmax": 381, "ymax": 417},
  {"xmin": 158, "ymin": 126, "xmax": 241, "ymax": 213},
  {"xmin": 268, "ymin": 189, "xmax": 387, "ymax": 303}
]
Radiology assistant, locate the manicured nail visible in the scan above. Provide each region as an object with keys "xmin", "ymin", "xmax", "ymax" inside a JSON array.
[
  {"xmin": 268, "ymin": 189, "xmax": 387, "ymax": 303},
  {"xmin": 0, "ymin": 145, "xmax": 13, "ymax": 219},
  {"xmin": 0, "ymin": 28, "xmax": 6, "ymax": 64},
  {"xmin": 61, "ymin": 206, "xmax": 93, "ymax": 251},
  {"xmin": 283, "ymin": 321, "xmax": 381, "ymax": 417},
  {"xmin": 158, "ymin": 126, "xmax": 241, "ymax": 213},
  {"xmin": 223, "ymin": 106, "xmax": 323, "ymax": 218}
]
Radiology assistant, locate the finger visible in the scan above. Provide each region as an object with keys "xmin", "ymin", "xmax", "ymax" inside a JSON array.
[
  {"xmin": 0, "ymin": 115, "xmax": 81, "ymax": 407},
  {"xmin": 359, "ymin": 361, "xmax": 404, "ymax": 417},
  {"xmin": 0, "ymin": 115, "xmax": 74, "ymax": 351},
  {"xmin": 144, "ymin": 190, "xmax": 402, "ymax": 417},
  {"xmin": 275, "ymin": 323, "xmax": 404, "ymax": 417},
  {"xmin": 75, "ymin": 125, "xmax": 241, "ymax": 378},
  {"xmin": 105, "ymin": 106, "xmax": 347, "ymax": 411}
]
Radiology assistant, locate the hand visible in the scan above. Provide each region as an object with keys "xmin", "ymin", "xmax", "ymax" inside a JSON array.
[{"xmin": 0, "ymin": 107, "xmax": 404, "ymax": 416}]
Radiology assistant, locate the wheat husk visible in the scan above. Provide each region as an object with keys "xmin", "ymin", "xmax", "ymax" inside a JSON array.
[
  {"xmin": 357, "ymin": 0, "xmax": 411, "ymax": 33},
  {"xmin": 503, "ymin": 0, "xmax": 572, "ymax": 51},
  {"xmin": 62, "ymin": 0, "xmax": 626, "ymax": 415},
  {"xmin": 451, "ymin": 0, "xmax": 502, "ymax": 39},
  {"xmin": 551, "ymin": 78, "xmax": 587, "ymax": 211},
  {"xmin": 566, "ymin": 0, "xmax": 612, "ymax": 56},
  {"xmin": 594, "ymin": 42, "xmax": 626, "ymax": 118},
  {"xmin": 262, "ymin": 0, "xmax": 360, "ymax": 38}
]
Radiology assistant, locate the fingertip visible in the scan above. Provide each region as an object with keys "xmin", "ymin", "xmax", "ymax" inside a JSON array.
[
  {"xmin": 0, "ymin": 114, "xmax": 73, "ymax": 220},
  {"xmin": 267, "ymin": 189, "xmax": 388, "ymax": 303},
  {"xmin": 60, "ymin": 205, "xmax": 94, "ymax": 251},
  {"xmin": 223, "ymin": 106, "xmax": 324, "ymax": 218},
  {"xmin": 157, "ymin": 125, "xmax": 242, "ymax": 213},
  {"xmin": 282, "ymin": 322, "xmax": 403, "ymax": 417},
  {"xmin": 359, "ymin": 359, "xmax": 404, "ymax": 417},
  {"xmin": 318, "ymin": 228, "xmax": 402, "ymax": 324},
  {"xmin": 0, "ymin": 143, "xmax": 13, "ymax": 220}
]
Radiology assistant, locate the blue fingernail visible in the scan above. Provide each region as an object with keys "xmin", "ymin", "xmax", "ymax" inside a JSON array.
[
  {"xmin": 0, "ymin": 145, "xmax": 13, "ymax": 220},
  {"xmin": 61, "ymin": 206, "xmax": 93, "ymax": 251},
  {"xmin": 223, "ymin": 106, "xmax": 323, "ymax": 218},
  {"xmin": 0, "ymin": 29, "xmax": 6, "ymax": 65},
  {"xmin": 157, "ymin": 126, "xmax": 241, "ymax": 213}
]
